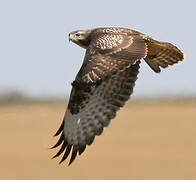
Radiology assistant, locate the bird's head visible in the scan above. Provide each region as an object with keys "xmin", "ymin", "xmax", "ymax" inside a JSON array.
[{"xmin": 69, "ymin": 30, "xmax": 92, "ymax": 49}]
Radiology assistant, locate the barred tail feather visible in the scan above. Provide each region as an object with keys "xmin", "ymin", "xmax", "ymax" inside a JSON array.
[{"xmin": 144, "ymin": 38, "xmax": 184, "ymax": 73}]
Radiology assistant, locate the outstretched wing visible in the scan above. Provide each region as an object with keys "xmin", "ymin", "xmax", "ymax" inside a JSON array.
[
  {"xmin": 144, "ymin": 38, "xmax": 184, "ymax": 73},
  {"xmin": 52, "ymin": 61, "xmax": 141, "ymax": 165},
  {"xmin": 75, "ymin": 31, "xmax": 147, "ymax": 83}
]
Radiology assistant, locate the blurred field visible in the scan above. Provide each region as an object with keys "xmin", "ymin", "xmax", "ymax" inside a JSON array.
[{"xmin": 0, "ymin": 100, "xmax": 196, "ymax": 180}]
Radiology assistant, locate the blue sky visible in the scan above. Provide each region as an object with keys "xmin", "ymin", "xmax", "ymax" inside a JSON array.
[{"xmin": 0, "ymin": 0, "xmax": 195, "ymax": 98}]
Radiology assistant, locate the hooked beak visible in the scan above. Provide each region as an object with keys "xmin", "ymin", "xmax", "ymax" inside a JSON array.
[
  {"xmin": 68, "ymin": 33, "xmax": 71, "ymax": 42},
  {"xmin": 68, "ymin": 33, "xmax": 74, "ymax": 42}
]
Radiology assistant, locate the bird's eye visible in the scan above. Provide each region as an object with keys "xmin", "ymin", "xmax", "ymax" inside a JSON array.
[{"xmin": 75, "ymin": 33, "xmax": 80, "ymax": 37}]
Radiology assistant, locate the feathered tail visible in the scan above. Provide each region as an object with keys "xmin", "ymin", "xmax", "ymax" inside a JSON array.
[{"xmin": 144, "ymin": 38, "xmax": 184, "ymax": 73}]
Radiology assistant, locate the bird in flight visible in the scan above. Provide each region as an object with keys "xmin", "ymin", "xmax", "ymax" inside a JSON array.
[{"xmin": 51, "ymin": 27, "xmax": 184, "ymax": 165}]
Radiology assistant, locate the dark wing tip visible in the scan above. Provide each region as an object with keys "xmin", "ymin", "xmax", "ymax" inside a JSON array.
[
  {"xmin": 68, "ymin": 146, "xmax": 78, "ymax": 166},
  {"xmin": 52, "ymin": 140, "xmax": 67, "ymax": 159},
  {"xmin": 53, "ymin": 143, "xmax": 87, "ymax": 165},
  {"xmin": 52, "ymin": 120, "xmax": 88, "ymax": 165},
  {"xmin": 54, "ymin": 121, "xmax": 64, "ymax": 136},
  {"xmin": 78, "ymin": 145, "xmax": 86, "ymax": 155},
  {"xmin": 51, "ymin": 133, "xmax": 64, "ymax": 149},
  {"xmin": 59, "ymin": 145, "xmax": 72, "ymax": 164},
  {"xmin": 51, "ymin": 133, "xmax": 77, "ymax": 165}
]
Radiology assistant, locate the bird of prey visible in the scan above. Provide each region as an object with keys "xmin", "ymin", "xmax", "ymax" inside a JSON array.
[{"xmin": 51, "ymin": 27, "xmax": 184, "ymax": 165}]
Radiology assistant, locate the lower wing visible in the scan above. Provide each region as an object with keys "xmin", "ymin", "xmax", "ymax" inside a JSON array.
[{"xmin": 51, "ymin": 61, "xmax": 141, "ymax": 165}]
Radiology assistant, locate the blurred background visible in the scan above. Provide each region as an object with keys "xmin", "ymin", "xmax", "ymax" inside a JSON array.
[{"xmin": 0, "ymin": 0, "xmax": 196, "ymax": 180}]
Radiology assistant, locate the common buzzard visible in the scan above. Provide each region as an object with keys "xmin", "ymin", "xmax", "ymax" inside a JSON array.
[{"xmin": 51, "ymin": 27, "xmax": 184, "ymax": 165}]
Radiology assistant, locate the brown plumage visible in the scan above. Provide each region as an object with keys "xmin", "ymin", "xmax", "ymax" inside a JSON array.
[
  {"xmin": 51, "ymin": 27, "xmax": 184, "ymax": 165},
  {"xmin": 144, "ymin": 38, "xmax": 184, "ymax": 72}
]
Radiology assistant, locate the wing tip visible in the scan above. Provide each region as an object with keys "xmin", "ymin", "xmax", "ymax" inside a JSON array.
[
  {"xmin": 54, "ymin": 121, "xmax": 64, "ymax": 136},
  {"xmin": 51, "ymin": 133, "xmax": 64, "ymax": 149},
  {"xmin": 58, "ymin": 145, "xmax": 72, "ymax": 164},
  {"xmin": 52, "ymin": 141, "xmax": 67, "ymax": 159}
]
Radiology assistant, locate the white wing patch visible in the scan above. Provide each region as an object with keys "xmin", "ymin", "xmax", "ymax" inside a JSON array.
[{"xmin": 95, "ymin": 34, "xmax": 124, "ymax": 50}]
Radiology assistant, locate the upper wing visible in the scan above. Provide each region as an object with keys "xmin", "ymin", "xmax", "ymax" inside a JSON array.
[
  {"xmin": 75, "ymin": 32, "xmax": 147, "ymax": 83},
  {"xmin": 51, "ymin": 61, "xmax": 141, "ymax": 165},
  {"xmin": 144, "ymin": 38, "xmax": 184, "ymax": 73}
]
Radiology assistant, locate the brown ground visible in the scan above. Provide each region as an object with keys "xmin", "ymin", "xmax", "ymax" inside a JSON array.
[{"xmin": 0, "ymin": 101, "xmax": 196, "ymax": 180}]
